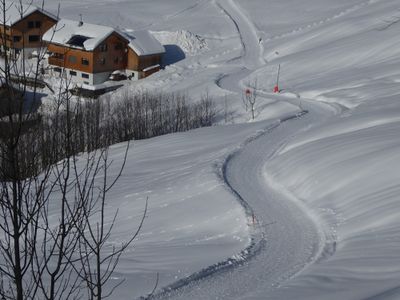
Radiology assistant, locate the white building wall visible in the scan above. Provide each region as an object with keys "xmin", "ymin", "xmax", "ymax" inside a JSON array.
[
  {"xmin": 49, "ymin": 67, "xmax": 112, "ymax": 86},
  {"xmin": 126, "ymin": 70, "xmax": 140, "ymax": 81},
  {"xmin": 93, "ymin": 72, "xmax": 112, "ymax": 85}
]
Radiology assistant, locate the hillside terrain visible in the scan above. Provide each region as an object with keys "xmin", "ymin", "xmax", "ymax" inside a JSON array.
[{"xmin": 34, "ymin": 0, "xmax": 400, "ymax": 299}]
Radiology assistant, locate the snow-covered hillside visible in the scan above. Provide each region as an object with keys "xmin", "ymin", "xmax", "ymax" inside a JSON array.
[
  {"xmin": 264, "ymin": 97, "xmax": 400, "ymax": 300},
  {"xmin": 30, "ymin": 0, "xmax": 400, "ymax": 299}
]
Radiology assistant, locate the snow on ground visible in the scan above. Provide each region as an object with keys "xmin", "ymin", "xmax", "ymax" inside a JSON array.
[
  {"xmin": 22, "ymin": 0, "xmax": 400, "ymax": 299},
  {"xmin": 265, "ymin": 97, "xmax": 400, "ymax": 300},
  {"xmin": 94, "ymin": 120, "xmax": 281, "ymax": 299},
  {"xmin": 150, "ymin": 30, "xmax": 208, "ymax": 56}
]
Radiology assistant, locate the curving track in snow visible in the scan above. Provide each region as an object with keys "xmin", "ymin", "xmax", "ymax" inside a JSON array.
[
  {"xmin": 142, "ymin": 1, "xmax": 343, "ymax": 299},
  {"xmin": 147, "ymin": 1, "xmax": 342, "ymax": 299},
  {"xmin": 158, "ymin": 98, "xmax": 339, "ymax": 300},
  {"xmin": 215, "ymin": 0, "xmax": 266, "ymax": 70},
  {"xmin": 214, "ymin": 0, "xmax": 272, "ymax": 106}
]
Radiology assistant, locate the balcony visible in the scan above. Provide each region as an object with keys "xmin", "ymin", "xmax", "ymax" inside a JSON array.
[{"xmin": 48, "ymin": 56, "xmax": 64, "ymax": 67}]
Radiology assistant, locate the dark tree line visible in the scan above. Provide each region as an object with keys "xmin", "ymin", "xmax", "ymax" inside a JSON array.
[
  {"xmin": 1, "ymin": 90, "xmax": 216, "ymax": 176},
  {"xmin": 106, "ymin": 91, "xmax": 216, "ymax": 141}
]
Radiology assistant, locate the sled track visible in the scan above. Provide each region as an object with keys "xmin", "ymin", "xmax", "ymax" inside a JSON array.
[
  {"xmin": 138, "ymin": 111, "xmax": 310, "ymax": 300},
  {"xmin": 215, "ymin": 0, "xmax": 265, "ymax": 69}
]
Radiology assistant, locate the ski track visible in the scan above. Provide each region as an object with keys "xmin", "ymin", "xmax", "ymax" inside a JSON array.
[
  {"xmin": 144, "ymin": 0, "xmax": 207, "ymax": 29},
  {"xmin": 215, "ymin": 0, "xmax": 266, "ymax": 69},
  {"xmin": 265, "ymin": 0, "xmax": 379, "ymax": 42},
  {"xmin": 137, "ymin": 0, "xmax": 349, "ymax": 299},
  {"xmin": 137, "ymin": 1, "xmax": 341, "ymax": 299},
  {"xmin": 153, "ymin": 100, "xmax": 338, "ymax": 300}
]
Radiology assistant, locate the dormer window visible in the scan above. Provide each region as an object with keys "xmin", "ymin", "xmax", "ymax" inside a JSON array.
[{"xmin": 67, "ymin": 35, "xmax": 90, "ymax": 48}]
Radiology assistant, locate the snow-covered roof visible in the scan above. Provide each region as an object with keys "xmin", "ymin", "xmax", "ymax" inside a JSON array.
[
  {"xmin": 143, "ymin": 64, "xmax": 160, "ymax": 72},
  {"xmin": 43, "ymin": 19, "xmax": 128, "ymax": 51},
  {"xmin": 127, "ymin": 30, "xmax": 165, "ymax": 56},
  {"xmin": 1, "ymin": 1, "xmax": 57, "ymax": 26}
]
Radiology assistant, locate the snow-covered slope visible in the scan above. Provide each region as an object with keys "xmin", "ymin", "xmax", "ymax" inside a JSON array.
[
  {"xmin": 265, "ymin": 97, "xmax": 400, "ymax": 300},
  {"xmin": 93, "ymin": 120, "xmax": 279, "ymax": 299},
  {"xmin": 27, "ymin": 0, "xmax": 400, "ymax": 299}
]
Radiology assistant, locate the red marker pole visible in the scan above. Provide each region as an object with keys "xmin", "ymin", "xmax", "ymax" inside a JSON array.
[{"xmin": 274, "ymin": 64, "xmax": 281, "ymax": 93}]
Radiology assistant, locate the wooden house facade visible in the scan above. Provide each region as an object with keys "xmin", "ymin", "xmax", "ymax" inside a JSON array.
[
  {"xmin": 44, "ymin": 21, "xmax": 130, "ymax": 85},
  {"xmin": 43, "ymin": 20, "xmax": 165, "ymax": 86},
  {"xmin": 0, "ymin": 5, "xmax": 57, "ymax": 56},
  {"xmin": 127, "ymin": 49, "xmax": 163, "ymax": 79},
  {"xmin": 125, "ymin": 30, "xmax": 165, "ymax": 80}
]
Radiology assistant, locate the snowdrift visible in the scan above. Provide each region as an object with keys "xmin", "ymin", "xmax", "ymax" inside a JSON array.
[{"xmin": 266, "ymin": 98, "xmax": 400, "ymax": 299}]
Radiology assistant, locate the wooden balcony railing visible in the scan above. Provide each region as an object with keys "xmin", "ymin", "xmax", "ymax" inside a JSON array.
[{"xmin": 48, "ymin": 56, "xmax": 64, "ymax": 67}]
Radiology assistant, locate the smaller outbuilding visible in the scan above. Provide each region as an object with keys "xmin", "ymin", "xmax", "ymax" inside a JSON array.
[{"xmin": 126, "ymin": 30, "xmax": 166, "ymax": 79}]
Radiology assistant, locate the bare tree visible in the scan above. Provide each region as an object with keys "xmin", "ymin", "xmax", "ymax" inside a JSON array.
[
  {"xmin": 0, "ymin": 1, "xmax": 56, "ymax": 299},
  {"xmin": 243, "ymin": 79, "xmax": 258, "ymax": 120},
  {"xmin": 75, "ymin": 146, "xmax": 147, "ymax": 300},
  {"xmin": 0, "ymin": 2, "xmax": 219, "ymax": 298},
  {"xmin": 0, "ymin": 2, "xmax": 143, "ymax": 299}
]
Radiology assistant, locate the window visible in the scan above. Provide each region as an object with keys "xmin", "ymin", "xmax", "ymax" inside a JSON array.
[
  {"xmin": 113, "ymin": 57, "xmax": 119, "ymax": 64},
  {"xmin": 82, "ymin": 73, "xmax": 89, "ymax": 79},
  {"xmin": 83, "ymin": 81, "xmax": 89, "ymax": 85},
  {"xmin": 99, "ymin": 43, "xmax": 107, "ymax": 52},
  {"xmin": 114, "ymin": 43, "xmax": 123, "ymax": 50},
  {"xmin": 13, "ymin": 36, "xmax": 21, "ymax": 42},
  {"xmin": 28, "ymin": 21, "xmax": 41, "ymax": 28},
  {"xmin": 68, "ymin": 55, "xmax": 77, "ymax": 63},
  {"xmin": 53, "ymin": 67, "xmax": 62, "ymax": 73},
  {"xmin": 53, "ymin": 52, "xmax": 64, "ymax": 59},
  {"xmin": 128, "ymin": 72, "xmax": 135, "ymax": 80},
  {"xmin": 69, "ymin": 70, "xmax": 77, "ymax": 76},
  {"xmin": 81, "ymin": 58, "xmax": 89, "ymax": 65},
  {"xmin": 28, "ymin": 35, "xmax": 40, "ymax": 42},
  {"xmin": 100, "ymin": 58, "xmax": 106, "ymax": 65}
]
